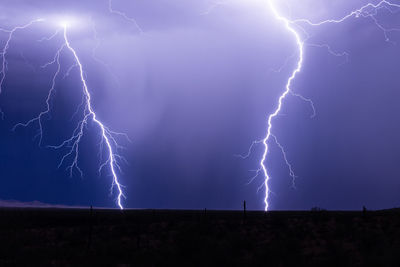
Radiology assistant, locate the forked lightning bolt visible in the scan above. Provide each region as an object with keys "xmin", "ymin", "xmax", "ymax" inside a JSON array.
[
  {"xmin": 0, "ymin": 19, "xmax": 44, "ymax": 94},
  {"xmin": 262, "ymin": 1, "xmax": 304, "ymax": 211},
  {"xmin": 58, "ymin": 25, "xmax": 126, "ymax": 209},
  {"xmin": 1, "ymin": 1, "xmax": 399, "ymax": 211},
  {"xmin": 1, "ymin": 20, "xmax": 127, "ymax": 209},
  {"xmin": 108, "ymin": 0, "xmax": 143, "ymax": 33},
  {"xmin": 0, "ymin": 19, "xmax": 44, "ymax": 119},
  {"xmin": 262, "ymin": 0, "xmax": 400, "ymax": 211}
]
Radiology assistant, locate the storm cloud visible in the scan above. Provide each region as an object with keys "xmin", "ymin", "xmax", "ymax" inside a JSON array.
[{"xmin": 0, "ymin": 0, "xmax": 400, "ymax": 210}]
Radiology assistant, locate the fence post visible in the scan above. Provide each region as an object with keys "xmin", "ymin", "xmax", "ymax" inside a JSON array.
[{"xmin": 243, "ymin": 200, "xmax": 247, "ymax": 221}]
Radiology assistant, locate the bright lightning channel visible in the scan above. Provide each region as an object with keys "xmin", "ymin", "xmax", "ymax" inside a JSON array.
[
  {"xmin": 2, "ymin": 19, "xmax": 127, "ymax": 209},
  {"xmin": 262, "ymin": 0, "xmax": 400, "ymax": 211},
  {"xmin": 261, "ymin": 1, "xmax": 304, "ymax": 211},
  {"xmin": 60, "ymin": 24, "xmax": 126, "ymax": 209}
]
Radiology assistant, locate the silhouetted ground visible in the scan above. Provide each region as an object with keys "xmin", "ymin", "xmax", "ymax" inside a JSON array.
[{"xmin": 0, "ymin": 207, "xmax": 399, "ymax": 266}]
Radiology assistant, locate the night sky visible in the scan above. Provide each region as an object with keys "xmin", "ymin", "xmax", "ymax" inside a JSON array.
[{"xmin": 1, "ymin": 0, "xmax": 400, "ymax": 210}]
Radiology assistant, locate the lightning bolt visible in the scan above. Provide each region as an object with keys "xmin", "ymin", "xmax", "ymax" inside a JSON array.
[
  {"xmin": 12, "ymin": 43, "xmax": 65, "ymax": 146},
  {"xmin": 0, "ymin": 19, "xmax": 45, "ymax": 119},
  {"xmin": 2, "ymin": 19, "xmax": 127, "ymax": 209},
  {"xmin": 262, "ymin": 0, "xmax": 400, "ymax": 211},
  {"xmin": 60, "ymin": 25, "xmax": 126, "ymax": 209},
  {"xmin": 2, "ymin": 1, "xmax": 398, "ymax": 212},
  {"xmin": 108, "ymin": 0, "xmax": 143, "ymax": 33},
  {"xmin": 261, "ymin": 1, "xmax": 304, "ymax": 211},
  {"xmin": 292, "ymin": 0, "xmax": 400, "ymax": 43}
]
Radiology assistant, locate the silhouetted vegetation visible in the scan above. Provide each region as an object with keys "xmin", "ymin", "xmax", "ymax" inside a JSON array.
[
  {"xmin": 311, "ymin": 206, "xmax": 326, "ymax": 212},
  {"xmin": 0, "ymin": 207, "xmax": 400, "ymax": 266}
]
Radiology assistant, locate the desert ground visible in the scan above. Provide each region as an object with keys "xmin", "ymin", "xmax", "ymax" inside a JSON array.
[{"xmin": 0, "ymin": 207, "xmax": 399, "ymax": 266}]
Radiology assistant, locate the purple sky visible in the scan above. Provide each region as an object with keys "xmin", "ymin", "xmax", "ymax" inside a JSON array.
[{"xmin": 0, "ymin": 0, "xmax": 400, "ymax": 210}]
